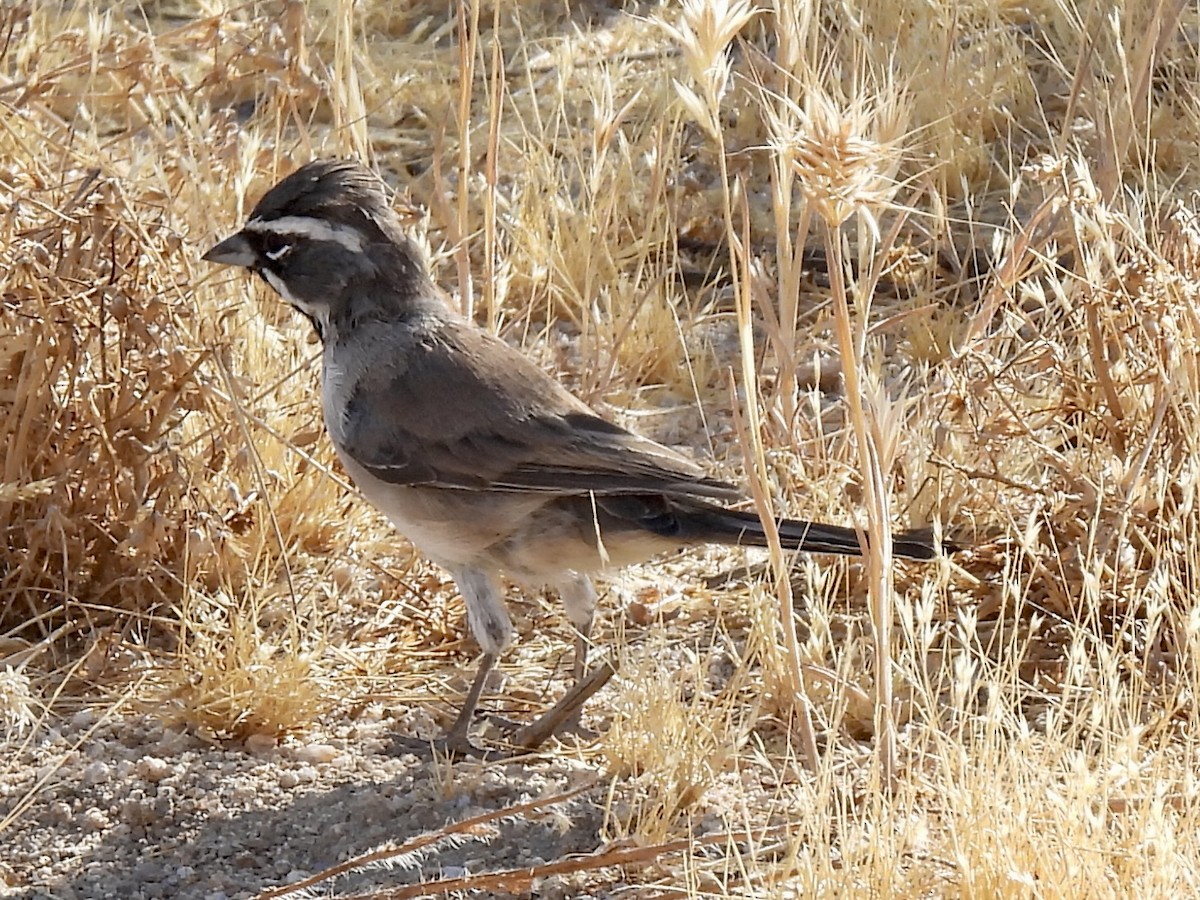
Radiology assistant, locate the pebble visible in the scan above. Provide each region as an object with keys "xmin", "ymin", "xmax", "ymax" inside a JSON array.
[
  {"xmin": 292, "ymin": 743, "xmax": 338, "ymax": 764},
  {"xmin": 48, "ymin": 802, "xmax": 72, "ymax": 825},
  {"xmin": 120, "ymin": 798, "xmax": 158, "ymax": 827},
  {"xmin": 137, "ymin": 756, "xmax": 172, "ymax": 782},
  {"xmin": 230, "ymin": 783, "xmax": 258, "ymax": 804},
  {"xmin": 70, "ymin": 709, "xmax": 96, "ymax": 731},
  {"xmin": 244, "ymin": 732, "xmax": 278, "ymax": 754},
  {"xmin": 0, "ymin": 862, "xmax": 20, "ymax": 887},
  {"xmin": 81, "ymin": 761, "xmax": 110, "ymax": 785}
]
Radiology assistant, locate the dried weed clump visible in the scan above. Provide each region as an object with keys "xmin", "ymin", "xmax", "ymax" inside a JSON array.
[
  {"xmin": 2, "ymin": 165, "xmax": 204, "ymax": 653},
  {"xmin": 0, "ymin": 5, "xmax": 367, "ymax": 730}
]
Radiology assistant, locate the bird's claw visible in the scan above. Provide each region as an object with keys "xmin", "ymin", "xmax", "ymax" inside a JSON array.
[{"xmin": 508, "ymin": 658, "xmax": 617, "ymax": 751}]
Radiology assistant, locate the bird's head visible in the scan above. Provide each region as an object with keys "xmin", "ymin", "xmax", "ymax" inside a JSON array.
[{"xmin": 203, "ymin": 159, "xmax": 433, "ymax": 338}]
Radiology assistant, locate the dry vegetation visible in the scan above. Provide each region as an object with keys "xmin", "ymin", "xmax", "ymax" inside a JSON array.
[{"xmin": 4, "ymin": 0, "xmax": 1200, "ymax": 894}]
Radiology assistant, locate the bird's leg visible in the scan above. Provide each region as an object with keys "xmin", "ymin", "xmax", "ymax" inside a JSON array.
[
  {"xmin": 561, "ymin": 573, "xmax": 599, "ymax": 687},
  {"xmin": 556, "ymin": 618, "xmax": 600, "ymax": 738},
  {"xmin": 573, "ymin": 617, "xmax": 592, "ymax": 685},
  {"xmin": 441, "ymin": 651, "xmax": 498, "ymax": 756},
  {"xmin": 511, "ymin": 574, "xmax": 603, "ymax": 745},
  {"xmin": 435, "ymin": 566, "xmax": 512, "ymax": 756}
]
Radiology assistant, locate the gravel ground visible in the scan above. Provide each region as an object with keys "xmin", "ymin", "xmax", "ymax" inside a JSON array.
[
  {"xmin": 0, "ymin": 563, "xmax": 766, "ymax": 899},
  {"xmin": 0, "ymin": 706, "xmax": 614, "ymax": 899}
]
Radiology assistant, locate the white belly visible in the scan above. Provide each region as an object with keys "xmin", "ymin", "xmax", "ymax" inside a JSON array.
[{"xmin": 336, "ymin": 450, "xmax": 550, "ymax": 570}]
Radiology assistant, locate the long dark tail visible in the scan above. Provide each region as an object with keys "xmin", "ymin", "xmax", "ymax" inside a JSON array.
[{"xmin": 670, "ymin": 500, "xmax": 948, "ymax": 560}]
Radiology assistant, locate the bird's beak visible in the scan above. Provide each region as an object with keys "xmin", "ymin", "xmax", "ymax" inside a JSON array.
[{"xmin": 202, "ymin": 232, "xmax": 256, "ymax": 268}]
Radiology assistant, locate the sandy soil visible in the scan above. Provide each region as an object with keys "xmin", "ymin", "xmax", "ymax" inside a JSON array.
[{"xmin": 1, "ymin": 704, "xmax": 619, "ymax": 899}]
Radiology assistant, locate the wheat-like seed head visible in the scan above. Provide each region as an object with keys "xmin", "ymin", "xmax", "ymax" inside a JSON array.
[
  {"xmin": 769, "ymin": 84, "xmax": 910, "ymax": 229},
  {"xmin": 659, "ymin": 0, "xmax": 758, "ymax": 139}
]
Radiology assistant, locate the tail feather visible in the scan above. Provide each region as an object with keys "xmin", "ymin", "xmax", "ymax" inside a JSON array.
[{"xmin": 676, "ymin": 502, "xmax": 948, "ymax": 561}]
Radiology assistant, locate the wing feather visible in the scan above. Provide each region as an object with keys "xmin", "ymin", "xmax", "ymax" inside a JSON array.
[{"xmin": 337, "ymin": 320, "xmax": 738, "ymax": 501}]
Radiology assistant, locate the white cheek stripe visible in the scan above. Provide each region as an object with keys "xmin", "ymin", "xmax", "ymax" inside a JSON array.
[
  {"xmin": 261, "ymin": 268, "xmax": 328, "ymax": 324},
  {"xmin": 244, "ymin": 215, "xmax": 365, "ymax": 254}
]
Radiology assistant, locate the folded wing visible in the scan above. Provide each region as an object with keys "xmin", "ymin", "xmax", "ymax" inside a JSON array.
[{"xmin": 337, "ymin": 319, "xmax": 739, "ymax": 501}]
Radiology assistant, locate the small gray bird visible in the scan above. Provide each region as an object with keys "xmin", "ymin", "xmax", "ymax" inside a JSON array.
[{"xmin": 203, "ymin": 159, "xmax": 952, "ymax": 755}]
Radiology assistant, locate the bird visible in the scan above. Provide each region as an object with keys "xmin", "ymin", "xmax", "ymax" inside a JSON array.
[{"xmin": 203, "ymin": 158, "xmax": 954, "ymax": 756}]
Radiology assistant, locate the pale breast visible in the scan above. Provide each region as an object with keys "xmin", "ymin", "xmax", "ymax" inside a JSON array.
[{"xmin": 336, "ymin": 451, "xmax": 553, "ymax": 570}]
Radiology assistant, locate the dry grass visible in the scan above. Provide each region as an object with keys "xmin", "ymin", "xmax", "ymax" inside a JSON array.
[{"xmin": 5, "ymin": 0, "xmax": 1200, "ymax": 894}]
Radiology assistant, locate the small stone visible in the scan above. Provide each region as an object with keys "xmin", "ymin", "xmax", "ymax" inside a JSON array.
[
  {"xmin": 278, "ymin": 770, "xmax": 300, "ymax": 789},
  {"xmin": 0, "ymin": 862, "xmax": 21, "ymax": 887},
  {"xmin": 244, "ymin": 732, "xmax": 278, "ymax": 755},
  {"xmin": 82, "ymin": 761, "xmax": 110, "ymax": 785},
  {"xmin": 70, "ymin": 708, "xmax": 96, "ymax": 731},
  {"xmin": 536, "ymin": 875, "xmax": 571, "ymax": 900},
  {"xmin": 133, "ymin": 860, "xmax": 161, "ymax": 881},
  {"xmin": 120, "ymin": 799, "xmax": 157, "ymax": 827},
  {"xmin": 82, "ymin": 807, "xmax": 109, "ymax": 831},
  {"xmin": 330, "ymin": 563, "xmax": 356, "ymax": 590},
  {"xmin": 48, "ymin": 801, "xmax": 72, "ymax": 825},
  {"xmin": 292, "ymin": 743, "xmax": 338, "ymax": 764},
  {"xmin": 136, "ymin": 756, "xmax": 172, "ymax": 782}
]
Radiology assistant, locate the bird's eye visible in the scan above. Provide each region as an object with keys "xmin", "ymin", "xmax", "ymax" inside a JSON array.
[{"xmin": 262, "ymin": 234, "xmax": 293, "ymax": 262}]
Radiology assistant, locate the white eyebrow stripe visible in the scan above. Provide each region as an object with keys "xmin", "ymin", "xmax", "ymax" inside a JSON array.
[{"xmin": 244, "ymin": 215, "xmax": 365, "ymax": 254}]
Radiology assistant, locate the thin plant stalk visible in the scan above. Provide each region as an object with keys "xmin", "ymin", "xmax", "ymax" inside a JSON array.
[
  {"xmin": 822, "ymin": 220, "xmax": 897, "ymax": 790},
  {"xmin": 454, "ymin": 0, "xmax": 479, "ymax": 317},
  {"xmin": 728, "ymin": 184, "xmax": 821, "ymax": 773},
  {"xmin": 481, "ymin": 1, "xmax": 504, "ymax": 334}
]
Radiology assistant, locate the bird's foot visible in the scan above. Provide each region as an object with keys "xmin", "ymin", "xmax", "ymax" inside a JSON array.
[
  {"xmin": 388, "ymin": 657, "xmax": 617, "ymax": 759},
  {"xmin": 558, "ymin": 715, "xmax": 600, "ymax": 742},
  {"xmin": 486, "ymin": 711, "xmax": 599, "ymax": 743},
  {"xmin": 388, "ymin": 730, "xmax": 500, "ymax": 761},
  {"xmin": 507, "ymin": 657, "xmax": 617, "ymax": 751}
]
